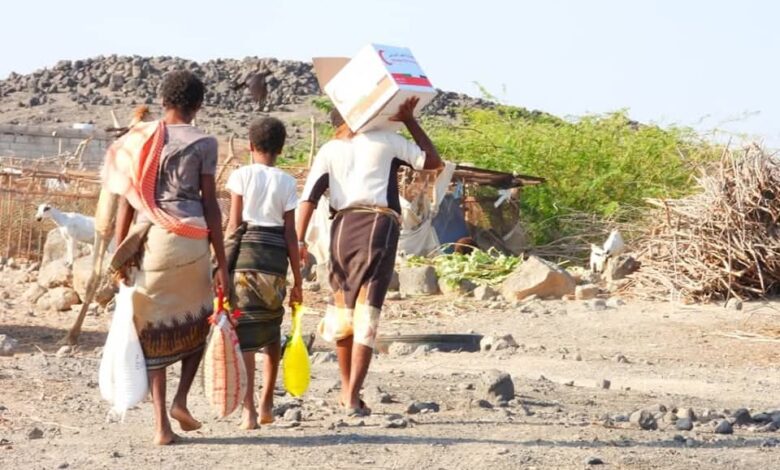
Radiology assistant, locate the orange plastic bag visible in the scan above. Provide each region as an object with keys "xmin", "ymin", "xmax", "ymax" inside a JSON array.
[{"xmin": 203, "ymin": 289, "xmax": 247, "ymax": 418}]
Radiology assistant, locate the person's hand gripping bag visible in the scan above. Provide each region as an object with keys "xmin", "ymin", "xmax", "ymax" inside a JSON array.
[
  {"xmin": 283, "ymin": 304, "xmax": 310, "ymax": 397},
  {"xmin": 203, "ymin": 289, "xmax": 247, "ymax": 418}
]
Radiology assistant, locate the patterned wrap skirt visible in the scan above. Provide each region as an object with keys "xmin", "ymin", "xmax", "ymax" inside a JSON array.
[
  {"xmin": 120, "ymin": 223, "xmax": 212, "ymax": 370},
  {"xmin": 227, "ymin": 225, "xmax": 289, "ymax": 352}
]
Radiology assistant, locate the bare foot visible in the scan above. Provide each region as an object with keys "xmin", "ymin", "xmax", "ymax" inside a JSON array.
[
  {"xmin": 259, "ymin": 403, "xmax": 274, "ymax": 425},
  {"xmin": 240, "ymin": 408, "xmax": 259, "ymax": 430},
  {"xmin": 170, "ymin": 405, "xmax": 202, "ymax": 432},
  {"xmin": 153, "ymin": 428, "xmax": 177, "ymax": 446}
]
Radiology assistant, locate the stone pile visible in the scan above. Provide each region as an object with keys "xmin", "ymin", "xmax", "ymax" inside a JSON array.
[{"xmin": 0, "ymin": 55, "xmax": 491, "ymax": 117}]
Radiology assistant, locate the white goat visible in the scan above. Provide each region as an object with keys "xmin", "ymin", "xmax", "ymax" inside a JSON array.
[
  {"xmin": 35, "ymin": 203, "xmax": 99, "ymax": 266},
  {"xmin": 590, "ymin": 230, "xmax": 626, "ymax": 274}
]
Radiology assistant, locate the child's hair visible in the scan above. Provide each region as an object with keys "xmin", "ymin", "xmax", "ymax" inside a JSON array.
[
  {"xmin": 160, "ymin": 70, "xmax": 205, "ymax": 115},
  {"xmin": 249, "ymin": 117, "xmax": 287, "ymax": 156}
]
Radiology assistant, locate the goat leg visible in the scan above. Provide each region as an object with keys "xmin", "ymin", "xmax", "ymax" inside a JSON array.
[{"xmin": 63, "ymin": 190, "xmax": 118, "ymax": 345}]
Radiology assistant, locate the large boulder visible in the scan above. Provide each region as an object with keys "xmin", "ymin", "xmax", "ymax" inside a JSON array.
[
  {"xmin": 501, "ymin": 256, "xmax": 576, "ymax": 301},
  {"xmin": 72, "ymin": 255, "xmax": 115, "ymax": 306},
  {"xmin": 399, "ymin": 266, "xmax": 440, "ymax": 296},
  {"xmin": 40, "ymin": 229, "xmax": 91, "ymax": 266},
  {"xmin": 37, "ymin": 259, "xmax": 72, "ymax": 288},
  {"xmin": 36, "ymin": 287, "xmax": 80, "ymax": 312}
]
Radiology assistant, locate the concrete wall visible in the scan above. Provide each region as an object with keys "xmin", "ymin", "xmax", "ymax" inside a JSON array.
[{"xmin": 0, "ymin": 124, "xmax": 111, "ymax": 169}]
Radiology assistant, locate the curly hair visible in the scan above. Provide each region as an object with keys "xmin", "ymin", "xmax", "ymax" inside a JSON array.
[
  {"xmin": 248, "ymin": 117, "xmax": 287, "ymax": 156},
  {"xmin": 159, "ymin": 70, "xmax": 205, "ymax": 115}
]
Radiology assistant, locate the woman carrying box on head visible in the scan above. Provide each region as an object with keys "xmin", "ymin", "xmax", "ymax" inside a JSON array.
[
  {"xmin": 224, "ymin": 117, "xmax": 303, "ymax": 430},
  {"xmin": 297, "ymin": 97, "xmax": 443, "ymax": 416}
]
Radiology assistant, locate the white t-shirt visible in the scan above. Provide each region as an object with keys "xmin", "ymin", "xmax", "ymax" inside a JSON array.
[
  {"xmin": 300, "ymin": 130, "xmax": 426, "ymax": 213},
  {"xmin": 226, "ymin": 164, "xmax": 298, "ymax": 227}
]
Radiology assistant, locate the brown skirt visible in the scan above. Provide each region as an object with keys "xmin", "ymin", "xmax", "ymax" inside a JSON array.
[
  {"xmin": 128, "ymin": 224, "xmax": 212, "ymax": 370},
  {"xmin": 318, "ymin": 210, "xmax": 399, "ymax": 348}
]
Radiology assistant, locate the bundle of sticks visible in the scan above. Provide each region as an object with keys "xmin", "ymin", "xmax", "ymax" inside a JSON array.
[{"xmin": 630, "ymin": 144, "xmax": 780, "ymax": 302}]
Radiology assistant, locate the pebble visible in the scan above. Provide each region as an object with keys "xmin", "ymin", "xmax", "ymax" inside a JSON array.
[
  {"xmin": 385, "ymin": 291, "xmax": 402, "ymax": 301},
  {"xmin": 475, "ymin": 399, "xmax": 494, "ymax": 409},
  {"xmin": 614, "ymin": 354, "xmax": 629, "ymax": 364},
  {"xmin": 0, "ymin": 334, "xmax": 18, "ymax": 357},
  {"xmin": 676, "ymin": 418, "xmax": 694, "ymax": 431},
  {"xmin": 283, "ymin": 408, "xmax": 302, "ymax": 422},
  {"xmin": 606, "ymin": 297, "xmax": 625, "ymax": 308},
  {"xmin": 575, "ymin": 353, "xmax": 583, "ymax": 361},
  {"xmin": 479, "ymin": 370, "xmax": 515, "ymax": 402},
  {"xmin": 496, "ymin": 448, "xmax": 510, "ymax": 455},
  {"xmin": 406, "ymin": 401, "xmax": 440, "ymax": 414},
  {"xmin": 383, "ymin": 418, "xmax": 408, "ymax": 429},
  {"xmin": 587, "ymin": 299, "xmax": 607, "ymax": 311},
  {"xmin": 714, "ymin": 419, "xmax": 733, "ymax": 435},
  {"xmin": 57, "ymin": 464, "xmax": 69, "ymax": 469},
  {"xmin": 458, "ymin": 382, "xmax": 475, "ymax": 391},
  {"xmin": 27, "ymin": 427, "xmax": 44, "ymax": 440},
  {"xmin": 56, "ymin": 345, "xmax": 73, "ymax": 358},
  {"xmin": 761, "ymin": 438, "xmax": 780, "ymax": 448},
  {"xmin": 629, "ymin": 410, "xmax": 658, "ymax": 430},
  {"xmin": 726, "ymin": 298, "xmax": 743, "ymax": 311},
  {"xmin": 388, "ymin": 342, "xmax": 414, "ymax": 357},
  {"xmin": 731, "ymin": 408, "xmax": 752, "ymax": 426},
  {"xmin": 600, "ymin": 379, "xmax": 611, "ymax": 390},
  {"xmin": 586, "ymin": 457, "xmax": 604, "ymax": 466}
]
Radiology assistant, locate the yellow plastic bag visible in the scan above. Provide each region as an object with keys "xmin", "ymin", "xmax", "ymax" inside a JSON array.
[{"xmin": 283, "ymin": 304, "xmax": 311, "ymax": 397}]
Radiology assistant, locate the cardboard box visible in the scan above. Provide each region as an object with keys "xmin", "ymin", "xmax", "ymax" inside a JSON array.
[{"xmin": 313, "ymin": 44, "xmax": 436, "ymax": 132}]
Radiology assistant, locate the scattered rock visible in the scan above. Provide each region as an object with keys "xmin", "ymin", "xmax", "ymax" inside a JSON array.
[
  {"xmin": 677, "ymin": 408, "xmax": 696, "ymax": 421},
  {"xmin": 600, "ymin": 379, "xmax": 611, "ymax": 390},
  {"xmin": 752, "ymin": 412, "xmax": 772, "ymax": 424},
  {"xmin": 399, "ymin": 266, "xmax": 439, "ymax": 296},
  {"xmin": 385, "ymin": 291, "xmax": 403, "ymax": 301},
  {"xmin": 756, "ymin": 422, "xmax": 778, "ymax": 433},
  {"xmin": 55, "ymin": 345, "xmax": 73, "ymax": 358},
  {"xmin": 475, "ymin": 399, "xmax": 494, "ymax": 409},
  {"xmin": 480, "ymin": 334, "xmax": 518, "ymax": 352},
  {"xmin": 472, "ymin": 285, "xmax": 498, "ymax": 301},
  {"xmin": 364, "ymin": 386, "xmax": 393, "ymax": 404},
  {"xmin": 731, "ymin": 408, "xmax": 752, "ymax": 426},
  {"xmin": 714, "ymin": 419, "xmax": 733, "ymax": 434},
  {"xmin": 283, "ymin": 408, "xmax": 302, "ymax": 422},
  {"xmin": 36, "ymin": 287, "xmax": 80, "ymax": 312},
  {"xmin": 406, "ymin": 401, "xmax": 440, "ymax": 414},
  {"xmin": 604, "ymin": 254, "xmax": 640, "ymax": 281},
  {"xmin": 22, "ymin": 284, "xmax": 47, "ymax": 303},
  {"xmin": 311, "ymin": 351, "xmax": 337, "ymax": 364},
  {"xmin": 383, "ymin": 418, "xmax": 408, "ymax": 429},
  {"xmin": 479, "ymin": 370, "xmax": 515, "ymax": 402},
  {"xmin": 27, "ymin": 427, "xmax": 44, "ymax": 440},
  {"xmin": 0, "ymin": 335, "xmax": 19, "ymax": 357},
  {"xmin": 388, "ymin": 270, "xmax": 400, "ymax": 291},
  {"xmin": 676, "ymin": 418, "xmax": 694, "ymax": 431},
  {"xmin": 575, "ymin": 284, "xmax": 599, "ymax": 300},
  {"xmin": 439, "ymin": 278, "xmax": 476, "ymax": 296},
  {"xmin": 72, "ymin": 255, "xmax": 114, "ymax": 306},
  {"xmin": 586, "ymin": 299, "xmax": 608, "ymax": 311},
  {"xmin": 726, "ymin": 298, "xmax": 743, "ymax": 311},
  {"xmin": 629, "ymin": 410, "xmax": 658, "ymax": 430},
  {"xmin": 761, "ymin": 438, "xmax": 780, "ymax": 448},
  {"xmin": 500, "ymin": 255, "xmax": 576, "ymax": 301},
  {"xmin": 388, "ymin": 342, "xmax": 415, "ymax": 357},
  {"xmin": 37, "ymin": 259, "xmax": 72, "ymax": 288}
]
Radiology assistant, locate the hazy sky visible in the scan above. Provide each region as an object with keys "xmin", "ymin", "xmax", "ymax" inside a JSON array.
[{"xmin": 2, "ymin": 0, "xmax": 777, "ymax": 145}]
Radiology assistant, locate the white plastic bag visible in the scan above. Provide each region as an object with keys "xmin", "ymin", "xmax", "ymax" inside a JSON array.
[{"xmin": 99, "ymin": 282, "xmax": 148, "ymax": 420}]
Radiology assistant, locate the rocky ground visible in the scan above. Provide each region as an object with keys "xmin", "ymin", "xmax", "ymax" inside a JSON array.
[
  {"xmin": 0, "ymin": 55, "xmax": 494, "ymax": 143},
  {"xmin": 2, "ymin": 252, "xmax": 780, "ymax": 469}
]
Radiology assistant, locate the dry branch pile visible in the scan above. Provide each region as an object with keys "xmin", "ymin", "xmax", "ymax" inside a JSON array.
[{"xmin": 631, "ymin": 145, "xmax": 780, "ymax": 301}]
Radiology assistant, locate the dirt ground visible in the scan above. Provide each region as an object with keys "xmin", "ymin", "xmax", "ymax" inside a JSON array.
[{"xmin": 2, "ymin": 265, "xmax": 780, "ymax": 469}]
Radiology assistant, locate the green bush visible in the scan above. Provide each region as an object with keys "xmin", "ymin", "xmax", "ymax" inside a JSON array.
[{"xmin": 423, "ymin": 106, "xmax": 721, "ymax": 243}]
